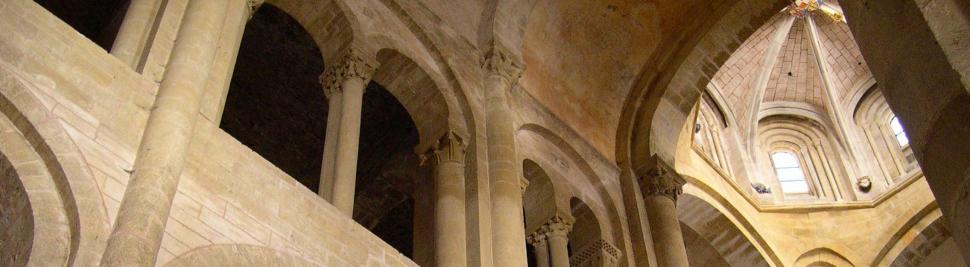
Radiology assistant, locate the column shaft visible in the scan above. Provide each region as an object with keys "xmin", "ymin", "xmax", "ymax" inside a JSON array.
[
  {"xmin": 644, "ymin": 196, "xmax": 689, "ymax": 267},
  {"xmin": 484, "ymin": 46, "xmax": 527, "ymax": 266},
  {"xmin": 331, "ymin": 76, "xmax": 365, "ymax": 214},
  {"xmin": 205, "ymin": 0, "xmax": 263, "ymax": 125},
  {"xmin": 100, "ymin": 0, "xmax": 230, "ymax": 265},
  {"xmin": 432, "ymin": 132, "xmax": 468, "ymax": 267},
  {"xmin": 639, "ymin": 158, "xmax": 689, "ymax": 267},
  {"xmin": 547, "ymin": 232, "xmax": 570, "ymax": 267},
  {"xmin": 528, "ymin": 233, "xmax": 551, "ymax": 267},
  {"xmin": 110, "ymin": 0, "xmax": 161, "ymax": 69},
  {"xmin": 318, "ymin": 87, "xmax": 342, "ymax": 200}
]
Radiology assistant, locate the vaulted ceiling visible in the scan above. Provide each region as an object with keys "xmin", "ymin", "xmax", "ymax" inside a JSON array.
[{"xmin": 520, "ymin": 0, "xmax": 731, "ymax": 160}]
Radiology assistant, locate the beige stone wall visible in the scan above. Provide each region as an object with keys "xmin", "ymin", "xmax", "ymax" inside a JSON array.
[
  {"xmin": 677, "ymin": 145, "xmax": 938, "ymax": 266},
  {"xmin": 0, "ymin": 1, "xmax": 419, "ymax": 266},
  {"xmin": 2, "ymin": 0, "xmax": 960, "ymax": 266}
]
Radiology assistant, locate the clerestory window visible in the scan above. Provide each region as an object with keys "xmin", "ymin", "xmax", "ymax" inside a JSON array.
[
  {"xmin": 771, "ymin": 152, "xmax": 809, "ymax": 194},
  {"xmin": 889, "ymin": 116, "xmax": 909, "ymax": 147}
]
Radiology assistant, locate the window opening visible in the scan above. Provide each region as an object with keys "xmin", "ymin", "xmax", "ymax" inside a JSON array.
[
  {"xmin": 889, "ymin": 116, "xmax": 909, "ymax": 147},
  {"xmin": 771, "ymin": 152, "xmax": 809, "ymax": 194}
]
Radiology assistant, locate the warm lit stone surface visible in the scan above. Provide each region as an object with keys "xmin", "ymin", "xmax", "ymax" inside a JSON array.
[{"xmin": 1, "ymin": 0, "xmax": 968, "ymax": 266}]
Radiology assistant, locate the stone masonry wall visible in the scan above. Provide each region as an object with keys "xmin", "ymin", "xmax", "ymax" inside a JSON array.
[{"xmin": 0, "ymin": 1, "xmax": 417, "ymax": 266}]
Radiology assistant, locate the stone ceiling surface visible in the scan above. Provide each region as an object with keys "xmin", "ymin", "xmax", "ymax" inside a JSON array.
[
  {"xmin": 709, "ymin": 7, "xmax": 871, "ymax": 131},
  {"xmin": 521, "ymin": 0, "xmax": 720, "ymax": 159},
  {"xmin": 762, "ymin": 20, "xmax": 825, "ymax": 109}
]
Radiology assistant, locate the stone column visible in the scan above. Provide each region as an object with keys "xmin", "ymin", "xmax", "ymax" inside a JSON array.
[
  {"xmin": 100, "ymin": 1, "xmax": 231, "ymax": 266},
  {"xmin": 427, "ymin": 131, "xmax": 468, "ymax": 267},
  {"xmin": 318, "ymin": 74, "xmax": 342, "ymax": 201},
  {"xmin": 110, "ymin": 0, "xmax": 162, "ymax": 69},
  {"xmin": 545, "ymin": 215, "xmax": 574, "ymax": 267},
  {"xmin": 203, "ymin": 0, "xmax": 265, "ymax": 124},
  {"xmin": 528, "ymin": 230, "xmax": 551, "ymax": 267},
  {"xmin": 318, "ymin": 48, "xmax": 377, "ymax": 215},
  {"xmin": 483, "ymin": 44, "xmax": 528, "ymax": 266},
  {"xmin": 638, "ymin": 158, "xmax": 689, "ymax": 267}
]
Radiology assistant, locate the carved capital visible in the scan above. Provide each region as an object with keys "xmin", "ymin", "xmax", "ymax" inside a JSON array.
[
  {"xmin": 636, "ymin": 157, "xmax": 686, "ymax": 202},
  {"xmin": 527, "ymin": 229, "xmax": 548, "ymax": 247},
  {"xmin": 426, "ymin": 131, "xmax": 466, "ymax": 165},
  {"xmin": 319, "ymin": 48, "xmax": 377, "ymax": 98},
  {"xmin": 246, "ymin": 0, "xmax": 265, "ymax": 19},
  {"xmin": 482, "ymin": 43, "xmax": 523, "ymax": 83},
  {"xmin": 544, "ymin": 214, "xmax": 575, "ymax": 236}
]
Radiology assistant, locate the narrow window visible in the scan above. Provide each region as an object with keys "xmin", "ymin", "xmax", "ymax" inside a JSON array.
[
  {"xmin": 771, "ymin": 152, "xmax": 809, "ymax": 194},
  {"xmin": 889, "ymin": 116, "xmax": 909, "ymax": 147}
]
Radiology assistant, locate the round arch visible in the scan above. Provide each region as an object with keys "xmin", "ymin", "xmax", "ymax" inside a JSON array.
[
  {"xmin": 793, "ymin": 248, "xmax": 854, "ymax": 267},
  {"xmin": 618, "ymin": 0, "xmax": 790, "ymax": 176},
  {"xmin": 516, "ymin": 124, "xmax": 630, "ymax": 265},
  {"xmin": 678, "ymin": 194, "xmax": 771, "ymax": 267},
  {"xmin": 0, "ymin": 63, "xmax": 111, "ymax": 266},
  {"xmin": 265, "ymin": 0, "xmax": 362, "ymax": 64}
]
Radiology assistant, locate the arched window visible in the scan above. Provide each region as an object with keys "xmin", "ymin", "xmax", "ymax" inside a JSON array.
[
  {"xmin": 889, "ymin": 116, "xmax": 909, "ymax": 147},
  {"xmin": 771, "ymin": 152, "xmax": 809, "ymax": 194}
]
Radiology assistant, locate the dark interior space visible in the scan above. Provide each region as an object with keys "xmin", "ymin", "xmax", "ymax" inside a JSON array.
[
  {"xmin": 350, "ymin": 83, "xmax": 421, "ymax": 257},
  {"xmin": 221, "ymin": 4, "xmax": 423, "ymax": 257},
  {"xmin": 35, "ymin": 0, "xmax": 130, "ymax": 50},
  {"xmin": 221, "ymin": 4, "xmax": 327, "ymax": 190},
  {"xmin": 369, "ymin": 197, "xmax": 415, "ymax": 257}
]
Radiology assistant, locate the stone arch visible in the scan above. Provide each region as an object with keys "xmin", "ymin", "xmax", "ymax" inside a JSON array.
[
  {"xmin": 265, "ymin": 0, "xmax": 361, "ymax": 64},
  {"xmin": 479, "ymin": 0, "xmax": 539, "ymax": 55},
  {"xmin": 358, "ymin": 0, "xmax": 475, "ymax": 142},
  {"xmin": 873, "ymin": 205, "xmax": 949, "ymax": 266},
  {"xmin": 516, "ymin": 124, "xmax": 631, "ymax": 264},
  {"xmin": 889, "ymin": 216, "xmax": 952, "ymax": 267},
  {"xmin": 618, "ymin": 0, "xmax": 790, "ymax": 174},
  {"xmin": 793, "ymin": 248, "xmax": 854, "ymax": 267},
  {"xmin": 0, "ymin": 108, "xmax": 70, "ymax": 266},
  {"xmin": 522, "ymin": 158, "xmax": 566, "ymax": 233},
  {"xmin": 678, "ymin": 194, "xmax": 771, "ymax": 267},
  {"xmin": 371, "ymin": 48, "xmax": 452, "ymax": 147},
  {"xmin": 756, "ymin": 114, "xmax": 855, "ymax": 201},
  {"xmin": 839, "ymin": 1, "xmax": 970, "ymax": 261},
  {"xmin": 0, "ymin": 148, "xmax": 33, "ymax": 266},
  {"xmin": 566, "ymin": 197, "xmax": 622, "ymax": 266},
  {"xmin": 163, "ymin": 244, "xmax": 318, "ymax": 267},
  {"xmin": 0, "ymin": 63, "xmax": 111, "ymax": 266},
  {"xmin": 680, "ymin": 181, "xmax": 783, "ymax": 266}
]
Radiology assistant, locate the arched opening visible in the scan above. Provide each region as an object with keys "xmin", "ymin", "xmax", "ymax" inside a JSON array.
[
  {"xmin": 219, "ymin": 4, "xmax": 426, "ymax": 261},
  {"xmin": 220, "ymin": 4, "xmax": 327, "ymax": 190},
  {"xmin": 349, "ymin": 81, "xmax": 422, "ymax": 259},
  {"xmin": 568, "ymin": 198, "xmax": 616, "ymax": 266},
  {"xmin": 681, "ymin": 223, "xmax": 730, "ymax": 267},
  {"xmin": 890, "ymin": 218, "xmax": 965, "ymax": 267},
  {"xmin": 522, "ymin": 159, "xmax": 559, "ymax": 267},
  {"xmin": 34, "ymin": 0, "xmax": 130, "ymax": 50},
  {"xmin": 0, "ymin": 152, "xmax": 32, "ymax": 266},
  {"xmin": 678, "ymin": 194, "xmax": 770, "ymax": 267}
]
